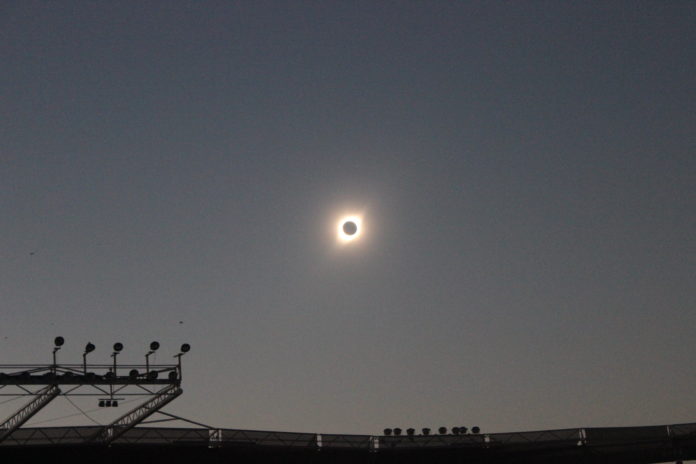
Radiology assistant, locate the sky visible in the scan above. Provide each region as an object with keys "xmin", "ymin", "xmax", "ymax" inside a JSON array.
[{"xmin": 1, "ymin": 1, "xmax": 695, "ymax": 435}]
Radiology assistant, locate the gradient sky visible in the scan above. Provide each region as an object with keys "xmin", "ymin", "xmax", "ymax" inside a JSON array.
[{"xmin": 1, "ymin": 1, "xmax": 695, "ymax": 435}]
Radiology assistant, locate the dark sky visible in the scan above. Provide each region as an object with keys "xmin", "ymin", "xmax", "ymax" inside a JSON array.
[{"xmin": 1, "ymin": 1, "xmax": 695, "ymax": 434}]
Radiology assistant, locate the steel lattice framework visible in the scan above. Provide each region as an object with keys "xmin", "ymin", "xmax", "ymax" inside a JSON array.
[{"xmin": 0, "ymin": 352, "xmax": 186, "ymax": 445}]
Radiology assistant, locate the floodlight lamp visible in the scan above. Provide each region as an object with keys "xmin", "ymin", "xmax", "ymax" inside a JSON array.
[
  {"xmin": 98, "ymin": 400, "xmax": 105, "ymax": 407},
  {"xmin": 406, "ymin": 428, "xmax": 415, "ymax": 436},
  {"xmin": 452, "ymin": 427, "xmax": 460, "ymax": 435},
  {"xmin": 422, "ymin": 428, "xmax": 430, "ymax": 436},
  {"xmin": 472, "ymin": 426, "xmax": 480, "ymax": 434},
  {"xmin": 113, "ymin": 342, "xmax": 123, "ymax": 352},
  {"xmin": 393, "ymin": 428, "xmax": 402, "ymax": 436},
  {"xmin": 180, "ymin": 343, "xmax": 190, "ymax": 353},
  {"xmin": 383, "ymin": 428, "xmax": 392, "ymax": 436},
  {"xmin": 129, "ymin": 369, "xmax": 139, "ymax": 379},
  {"xmin": 112, "ymin": 400, "xmax": 118, "ymax": 407},
  {"xmin": 84, "ymin": 342, "xmax": 95, "ymax": 353},
  {"xmin": 168, "ymin": 371, "xmax": 178, "ymax": 381},
  {"xmin": 460, "ymin": 426, "xmax": 468, "ymax": 434},
  {"xmin": 150, "ymin": 341, "xmax": 160, "ymax": 351},
  {"xmin": 54, "ymin": 336, "xmax": 65, "ymax": 347},
  {"xmin": 438, "ymin": 427, "xmax": 447, "ymax": 435}
]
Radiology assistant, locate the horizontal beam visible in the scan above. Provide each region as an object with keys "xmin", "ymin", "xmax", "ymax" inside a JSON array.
[{"xmin": 0, "ymin": 377, "xmax": 176, "ymax": 386}]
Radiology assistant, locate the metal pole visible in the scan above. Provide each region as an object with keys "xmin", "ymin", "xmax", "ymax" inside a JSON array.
[
  {"xmin": 112, "ymin": 352, "xmax": 118, "ymax": 377},
  {"xmin": 175, "ymin": 354, "xmax": 183, "ymax": 380}
]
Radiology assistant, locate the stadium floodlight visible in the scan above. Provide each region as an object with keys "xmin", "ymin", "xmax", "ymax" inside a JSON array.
[
  {"xmin": 146, "ymin": 341, "xmax": 160, "ymax": 375},
  {"xmin": 393, "ymin": 428, "xmax": 402, "ymax": 436},
  {"xmin": 422, "ymin": 428, "xmax": 431, "ymax": 436},
  {"xmin": 83, "ymin": 342, "xmax": 96, "ymax": 374},
  {"xmin": 438, "ymin": 427, "xmax": 447, "ymax": 435},
  {"xmin": 52, "ymin": 336, "xmax": 65, "ymax": 371},
  {"xmin": 111, "ymin": 342, "xmax": 124, "ymax": 376},
  {"xmin": 383, "ymin": 428, "xmax": 393, "ymax": 436},
  {"xmin": 459, "ymin": 426, "xmax": 468, "ymax": 434},
  {"xmin": 472, "ymin": 426, "xmax": 480, "ymax": 434},
  {"xmin": 406, "ymin": 428, "xmax": 415, "ymax": 437},
  {"xmin": 98, "ymin": 400, "xmax": 105, "ymax": 407},
  {"xmin": 173, "ymin": 343, "xmax": 191, "ymax": 380}
]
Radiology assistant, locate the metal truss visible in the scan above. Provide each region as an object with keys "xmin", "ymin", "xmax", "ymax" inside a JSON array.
[
  {"xmin": 0, "ymin": 385, "xmax": 60, "ymax": 444},
  {"xmin": 0, "ymin": 361, "xmax": 184, "ymax": 444},
  {"xmin": 0, "ymin": 363, "xmax": 179, "ymax": 394},
  {"xmin": 90, "ymin": 384, "xmax": 183, "ymax": 445}
]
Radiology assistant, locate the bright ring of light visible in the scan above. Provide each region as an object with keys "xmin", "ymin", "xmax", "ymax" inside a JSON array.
[{"xmin": 338, "ymin": 216, "xmax": 362, "ymax": 242}]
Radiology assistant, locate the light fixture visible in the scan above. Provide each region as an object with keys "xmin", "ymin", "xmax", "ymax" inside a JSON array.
[
  {"xmin": 146, "ymin": 341, "xmax": 160, "ymax": 376},
  {"xmin": 83, "ymin": 342, "xmax": 96, "ymax": 375},
  {"xmin": 173, "ymin": 343, "xmax": 191, "ymax": 381},
  {"xmin": 472, "ymin": 426, "xmax": 480, "ymax": 434},
  {"xmin": 52, "ymin": 336, "xmax": 65, "ymax": 370},
  {"xmin": 111, "ymin": 342, "xmax": 123, "ymax": 376},
  {"xmin": 438, "ymin": 427, "xmax": 447, "ymax": 435},
  {"xmin": 383, "ymin": 428, "xmax": 392, "ymax": 436}
]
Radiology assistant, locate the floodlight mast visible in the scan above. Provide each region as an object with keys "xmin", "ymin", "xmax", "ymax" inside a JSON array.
[
  {"xmin": 174, "ymin": 343, "xmax": 190, "ymax": 379},
  {"xmin": 145, "ymin": 341, "xmax": 160, "ymax": 375},
  {"xmin": 83, "ymin": 342, "xmax": 96, "ymax": 375},
  {"xmin": 52, "ymin": 337, "xmax": 64, "ymax": 373},
  {"xmin": 111, "ymin": 342, "xmax": 124, "ymax": 376}
]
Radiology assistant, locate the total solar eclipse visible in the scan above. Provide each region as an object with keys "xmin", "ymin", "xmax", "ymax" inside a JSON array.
[
  {"xmin": 342, "ymin": 221, "xmax": 358, "ymax": 236},
  {"xmin": 338, "ymin": 216, "xmax": 362, "ymax": 242}
]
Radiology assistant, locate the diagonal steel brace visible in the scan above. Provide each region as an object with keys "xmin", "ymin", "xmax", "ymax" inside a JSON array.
[
  {"xmin": 90, "ymin": 384, "xmax": 182, "ymax": 445},
  {"xmin": 0, "ymin": 385, "xmax": 61, "ymax": 444}
]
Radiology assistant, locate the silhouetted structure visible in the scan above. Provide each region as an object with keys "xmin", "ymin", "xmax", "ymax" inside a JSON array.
[{"xmin": 2, "ymin": 340, "xmax": 695, "ymax": 463}]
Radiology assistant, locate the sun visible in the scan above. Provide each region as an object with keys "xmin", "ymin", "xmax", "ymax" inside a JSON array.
[{"xmin": 338, "ymin": 216, "xmax": 362, "ymax": 242}]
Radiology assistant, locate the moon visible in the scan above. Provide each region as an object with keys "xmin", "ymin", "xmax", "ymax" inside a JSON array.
[
  {"xmin": 338, "ymin": 216, "xmax": 362, "ymax": 242},
  {"xmin": 342, "ymin": 221, "xmax": 358, "ymax": 236}
]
